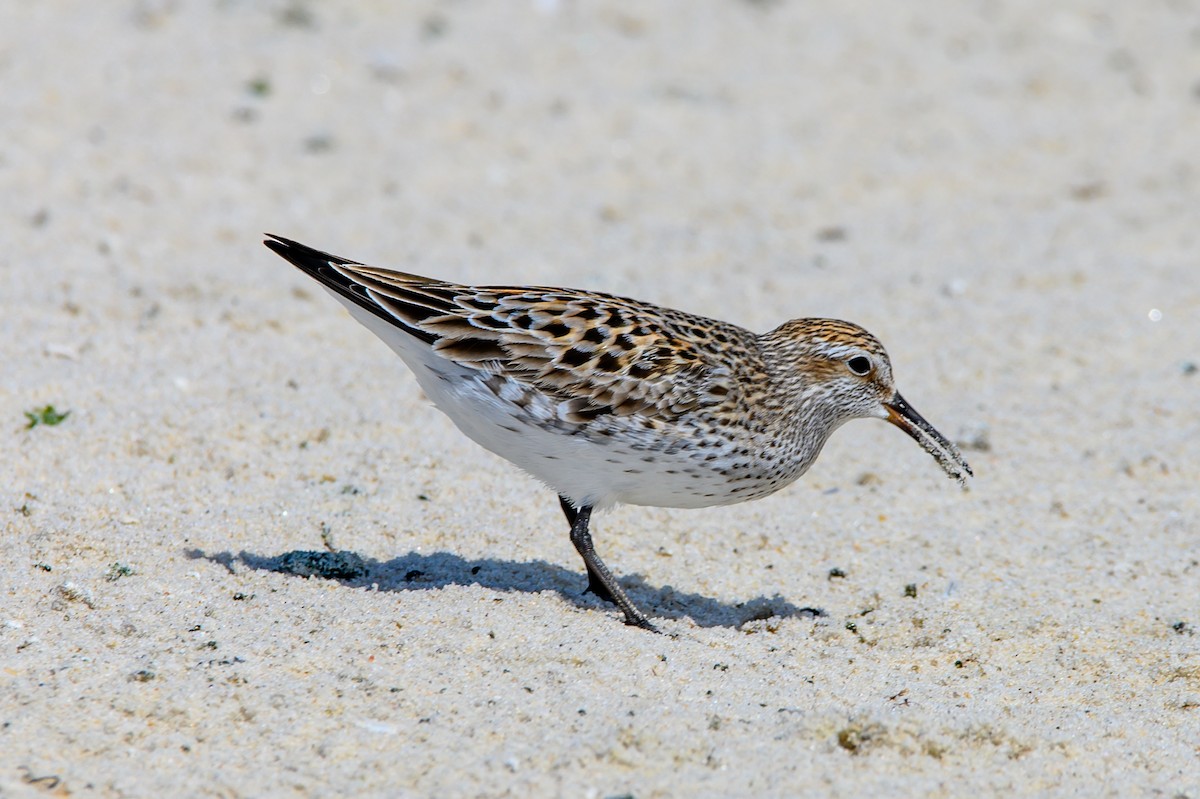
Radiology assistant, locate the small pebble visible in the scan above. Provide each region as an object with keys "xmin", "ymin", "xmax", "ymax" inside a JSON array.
[{"xmin": 276, "ymin": 551, "xmax": 367, "ymax": 580}]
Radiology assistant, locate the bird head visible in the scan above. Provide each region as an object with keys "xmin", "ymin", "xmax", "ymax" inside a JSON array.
[{"xmin": 766, "ymin": 318, "xmax": 972, "ymax": 487}]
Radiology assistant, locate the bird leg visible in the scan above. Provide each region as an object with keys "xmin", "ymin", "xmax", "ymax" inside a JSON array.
[
  {"xmin": 558, "ymin": 495, "xmax": 656, "ymax": 631},
  {"xmin": 558, "ymin": 495, "xmax": 612, "ymax": 602},
  {"xmin": 557, "ymin": 493, "xmax": 579, "ymax": 526}
]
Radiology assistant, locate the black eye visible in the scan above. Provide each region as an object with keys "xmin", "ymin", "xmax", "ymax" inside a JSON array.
[{"xmin": 847, "ymin": 356, "xmax": 872, "ymax": 375}]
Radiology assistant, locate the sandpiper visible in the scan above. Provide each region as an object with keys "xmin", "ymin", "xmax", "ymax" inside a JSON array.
[{"xmin": 266, "ymin": 234, "xmax": 971, "ymax": 631}]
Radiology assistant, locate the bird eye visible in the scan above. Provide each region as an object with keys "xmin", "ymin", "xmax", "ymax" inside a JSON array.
[{"xmin": 847, "ymin": 355, "xmax": 872, "ymax": 375}]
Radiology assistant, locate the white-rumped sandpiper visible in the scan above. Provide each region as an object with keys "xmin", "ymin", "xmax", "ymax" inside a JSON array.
[{"xmin": 266, "ymin": 235, "xmax": 971, "ymax": 631}]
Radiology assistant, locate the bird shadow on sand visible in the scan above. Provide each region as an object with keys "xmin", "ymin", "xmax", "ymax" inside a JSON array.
[{"xmin": 186, "ymin": 548, "xmax": 825, "ymax": 630}]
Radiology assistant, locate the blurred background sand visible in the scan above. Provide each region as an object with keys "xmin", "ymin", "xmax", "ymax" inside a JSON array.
[{"xmin": 2, "ymin": 2, "xmax": 1197, "ymax": 796}]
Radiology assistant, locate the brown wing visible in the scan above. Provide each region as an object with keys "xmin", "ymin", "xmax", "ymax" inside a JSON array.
[{"xmin": 337, "ymin": 263, "xmax": 746, "ymax": 424}]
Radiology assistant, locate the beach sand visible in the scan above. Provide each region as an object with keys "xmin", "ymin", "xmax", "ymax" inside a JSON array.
[{"xmin": 3, "ymin": 2, "xmax": 1197, "ymax": 796}]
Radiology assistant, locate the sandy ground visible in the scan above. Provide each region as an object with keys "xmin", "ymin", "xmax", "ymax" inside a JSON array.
[{"xmin": 3, "ymin": 1, "xmax": 1198, "ymax": 796}]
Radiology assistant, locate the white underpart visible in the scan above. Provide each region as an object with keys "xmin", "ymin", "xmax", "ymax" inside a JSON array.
[{"xmin": 328, "ymin": 291, "xmax": 802, "ymax": 510}]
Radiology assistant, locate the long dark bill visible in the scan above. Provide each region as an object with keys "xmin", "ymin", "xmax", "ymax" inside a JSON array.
[{"xmin": 884, "ymin": 393, "xmax": 973, "ymax": 487}]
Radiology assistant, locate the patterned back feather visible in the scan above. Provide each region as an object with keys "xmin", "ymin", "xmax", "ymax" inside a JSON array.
[{"xmin": 265, "ymin": 235, "xmax": 751, "ymax": 425}]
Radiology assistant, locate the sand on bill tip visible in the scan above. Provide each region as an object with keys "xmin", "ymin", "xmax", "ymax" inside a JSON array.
[{"xmin": 2, "ymin": 2, "xmax": 1198, "ymax": 796}]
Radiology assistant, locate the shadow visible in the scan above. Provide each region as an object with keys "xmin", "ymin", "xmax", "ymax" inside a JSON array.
[{"xmin": 186, "ymin": 548, "xmax": 825, "ymax": 630}]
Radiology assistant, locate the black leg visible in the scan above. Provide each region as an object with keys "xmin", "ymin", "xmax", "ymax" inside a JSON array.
[
  {"xmin": 560, "ymin": 496, "xmax": 656, "ymax": 632},
  {"xmin": 558, "ymin": 494, "xmax": 578, "ymax": 527},
  {"xmin": 559, "ymin": 495, "xmax": 613, "ymax": 602}
]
